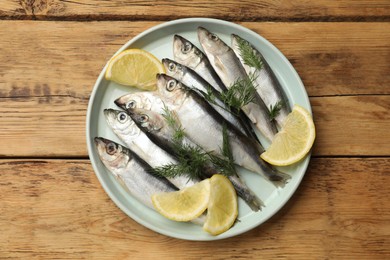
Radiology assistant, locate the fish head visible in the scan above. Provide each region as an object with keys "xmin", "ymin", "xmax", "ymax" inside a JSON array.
[
  {"xmin": 104, "ymin": 109, "xmax": 140, "ymax": 139},
  {"xmin": 115, "ymin": 92, "xmax": 164, "ymax": 112},
  {"xmin": 127, "ymin": 107, "xmax": 165, "ymax": 134},
  {"xmin": 156, "ymin": 73, "xmax": 187, "ymax": 106},
  {"xmin": 162, "ymin": 58, "xmax": 185, "ymax": 80},
  {"xmin": 173, "ymin": 35, "xmax": 203, "ymax": 68},
  {"xmin": 94, "ymin": 137, "xmax": 130, "ymax": 173},
  {"xmin": 197, "ymin": 27, "xmax": 229, "ymax": 57}
]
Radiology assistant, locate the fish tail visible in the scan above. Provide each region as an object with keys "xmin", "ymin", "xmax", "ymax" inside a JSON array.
[
  {"xmin": 239, "ymin": 188, "xmax": 264, "ymax": 212},
  {"xmin": 228, "ymin": 175, "xmax": 264, "ymax": 212},
  {"xmin": 266, "ymin": 167, "xmax": 291, "ymax": 188},
  {"xmin": 255, "ymin": 158, "xmax": 291, "ymax": 188}
]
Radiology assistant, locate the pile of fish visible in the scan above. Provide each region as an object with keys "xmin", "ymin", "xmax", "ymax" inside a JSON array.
[{"xmin": 95, "ymin": 27, "xmax": 292, "ymax": 220}]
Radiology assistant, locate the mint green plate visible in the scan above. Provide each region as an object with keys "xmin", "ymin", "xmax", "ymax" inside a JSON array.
[{"xmin": 86, "ymin": 18, "xmax": 311, "ymax": 241}]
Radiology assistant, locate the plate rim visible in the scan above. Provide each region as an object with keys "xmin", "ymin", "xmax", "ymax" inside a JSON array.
[{"xmin": 86, "ymin": 17, "xmax": 311, "ymax": 241}]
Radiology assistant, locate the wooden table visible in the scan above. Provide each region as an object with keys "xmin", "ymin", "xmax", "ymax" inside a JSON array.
[{"xmin": 1, "ymin": 1, "xmax": 389, "ymax": 259}]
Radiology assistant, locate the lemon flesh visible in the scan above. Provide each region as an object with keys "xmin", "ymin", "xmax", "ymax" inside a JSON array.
[
  {"xmin": 203, "ymin": 174, "xmax": 238, "ymax": 236},
  {"xmin": 151, "ymin": 179, "xmax": 210, "ymax": 222},
  {"xmin": 105, "ymin": 49, "xmax": 165, "ymax": 91},
  {"xmin": 260, "ymin": 105, "xmax": 316, "ymax": 166}
]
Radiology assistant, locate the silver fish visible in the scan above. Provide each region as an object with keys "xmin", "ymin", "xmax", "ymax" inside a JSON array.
[
  {"xmin": 104, "ymin": 108, "xmax": 198, "ymax": 189},
  {"xmin": 231, "ymin": 34, "xmax": 291, "ymax": 128},
  {"xmin": 173, "ymin": 34, "xmax": 227, "ymax": 93},
  {"xmin": 162, "ymin": 58, "xmax": 248, "ymax": 136},
  {"xmin": 95, "ymin": 137, "xmax": 206, "ymax": 225},
  {"xmin": 128, "ymin": 107, "xmax": 264, "ymax": 211},
  {"xmin": 197, "ymin": 27, "xmax": 278, "ymax": 142},
  {"xmin": 155, "ymin": 74, "xmax": 290, "ymax": 187},
  {"xmin": 94, "ymin": 137, "xmax": 177, "ymax": 208}
]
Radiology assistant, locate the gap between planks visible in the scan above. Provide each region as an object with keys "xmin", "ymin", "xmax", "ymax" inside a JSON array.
[{"xmin": 1, "ymin": 14, "xmax": 390, "ymax": 22}]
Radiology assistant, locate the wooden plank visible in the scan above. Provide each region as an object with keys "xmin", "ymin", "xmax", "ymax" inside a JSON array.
[
  {"xmin": 0, "ymin": 158, "xmax": 388, "ymax": 258},
  {"xmin": 1, "ymin": 0, "xmax": 389, "ymax": 21},
  {"xmin": 0, "ymin": 96, "xmax": 88, "ymax": 157},
  {"xmin": 0, "ymin": 21, "xmax": 388, "ymax": 100},
  {"xmin": 311, "ymin": 95, "xmax": 390, "ymax": 156},
  {"xmin": 1, "ymin": 95, "xmax": 389, "ymax": 157}
]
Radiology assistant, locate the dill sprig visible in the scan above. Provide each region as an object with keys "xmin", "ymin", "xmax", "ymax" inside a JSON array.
[
  {"xmin": 151, "ymin": 107, "xmax": 236, "ymax": 180},
  {"xmin": 209, "ymin": 124, "xmax": 236, "ymax": 176},
  {"xmin": 219, "ymin": 73, "xmax": 258, "ymax": 110},
  {"xmin": 149, "ymin": 163, "xmax": 187, "ymax": 179},
  {"xmin": 269, "ymin": 101, "xmax": 284, "ymax": 121},
  {"xmin": 151, "ymin": 144, "xmax": 210, "ymax": 181},
  {"xmin": 236, "ymin": 36, "xmax": 263, "ymax": 70},
  {"xmin": 161, "ymin": 104, "xmax": 185, "ymax": 142},
  {"xmin": 195, "ymin": 84, "xmax": 217, "ymax": 104}
]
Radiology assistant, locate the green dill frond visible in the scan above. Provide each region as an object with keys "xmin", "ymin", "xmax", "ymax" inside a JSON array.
[
  {"xmin": 149, "ymin": 163, "xmax": 183, "ymax": 179},
  {"xmin": 161, "ymin": 104, "xmax": 177, "ymax": 129},
  {"xmin": 195, "ymin": 85, "xmax": 238, "ymax": 116},
  {"xmin": 173, "ymin": 128, "xmax": 185, "ymax": 142},
  {"xmin": 210, "ymin": 124, "xmax": 236, "ymax": 176},
  {"xmin": 176, "ymin": 143, "xmax": 210, "ymax": 178},
  {"xmin": 203, "ymin": 84, "xmax": 217, "ymax": 103},
  {"xmin": 152, "ymin": 107, "xmax": 237, "ymax": 180},
  {"xmin": 150, "ymin": 144, "xmax": 210, "ymax": 181},
  {"xmin": 220, "ymin": 73, "xmax": 258, "ymax": 110},
  {"xmin": 269, "ymin": 101, "xmax": 284, "ymax": 121},
  {"xmin": 236, "ymin": 37, "xmax": 263, "ymax": 70},
  {"xmin": 162, "ymin": 104, "xmax": 185, "ymax": 143}
]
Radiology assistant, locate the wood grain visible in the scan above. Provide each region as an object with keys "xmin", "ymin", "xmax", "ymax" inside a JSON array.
[
  {"xmin": 0, "ymin": 95, "xmax": 390, "ymax": 157},
  {"xmin": 311, "ymin": 95, "xmax": 390, "ymax": 156},
  {"xmin": 0, "ymin": 158, "xmax": 388, "ymax": 259},
  {"xmin": 1, "ymin": 0, "xmax": 388, "ymax": 258},
  {"xmin": 0, "ymin": 21, "xmax": 388, "ymax": 158},
  {"xmin": 0, "ymin": 21, "xmax": 388, "ymax": 99},
  {"xmin": 1, "ymin": 0, "xmax": 389, "ymax": 21},
  {"xmin": 1, "ymin": 95, "xmax": 389, "ymax": 157},
  {"xmin": 0, "ymin": 96, "xmax": 88, "ymax": 157}
]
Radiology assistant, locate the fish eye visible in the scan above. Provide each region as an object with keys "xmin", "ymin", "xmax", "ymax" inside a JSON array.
[
  {"xmin": 126, "ymin": 100, "xmax": 136, "ymax": 109},
  {"xmin": 168, "ymin": 62, "xmax": 176, "ymax": 71},
  {"xmin": 117, "ymin": 112, "xmax": 128, "ymax": 123},
  {"xmin": 182, "ymin": 42, "xmax": 192, "ymax": 53},
  {"xmin": 166, "ymin": 80, "xmax": 176, "ymax": 91},
  {"xmin": 210, "ymin": 34, "xmax": 218, "ymax": 41},
  {"xmin": 139, "ymin": 114, "xmax": 149, "ymax": 123},
  {"xmin": 106, "ymin": 142, "xmax": 117, "ymax": 155}
]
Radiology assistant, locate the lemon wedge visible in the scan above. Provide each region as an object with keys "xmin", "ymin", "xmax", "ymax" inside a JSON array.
[
  {"xmin": 203, "ymin": 174, "xmax": 238, "ymax": 236},
  {"xmin": 105, "ymin": 49, "xmax": 165, "ymax": 91},
  {"xmin": 151, "ymin": 179, "xmax": 210, "ymax": 222},
  {"xmin": 260, "ymin": 105, "xmax": 316, "ymax": 166}
]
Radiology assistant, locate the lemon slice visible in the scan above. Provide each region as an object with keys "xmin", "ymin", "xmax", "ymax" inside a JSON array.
[
  {"xmin": 203, "ymin": 174, "xmax": 238, "ymax": 236},
  {"xmin": 105, "ymin": 49, "xmax": 165, "ymax": 91},
  {"xmin": 151, "ymin": 179, "xmax": 210, "ymax": 222},
  {"xmin": 260, "ymin": 105, "xmax": 316, "ymax": 166}
]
